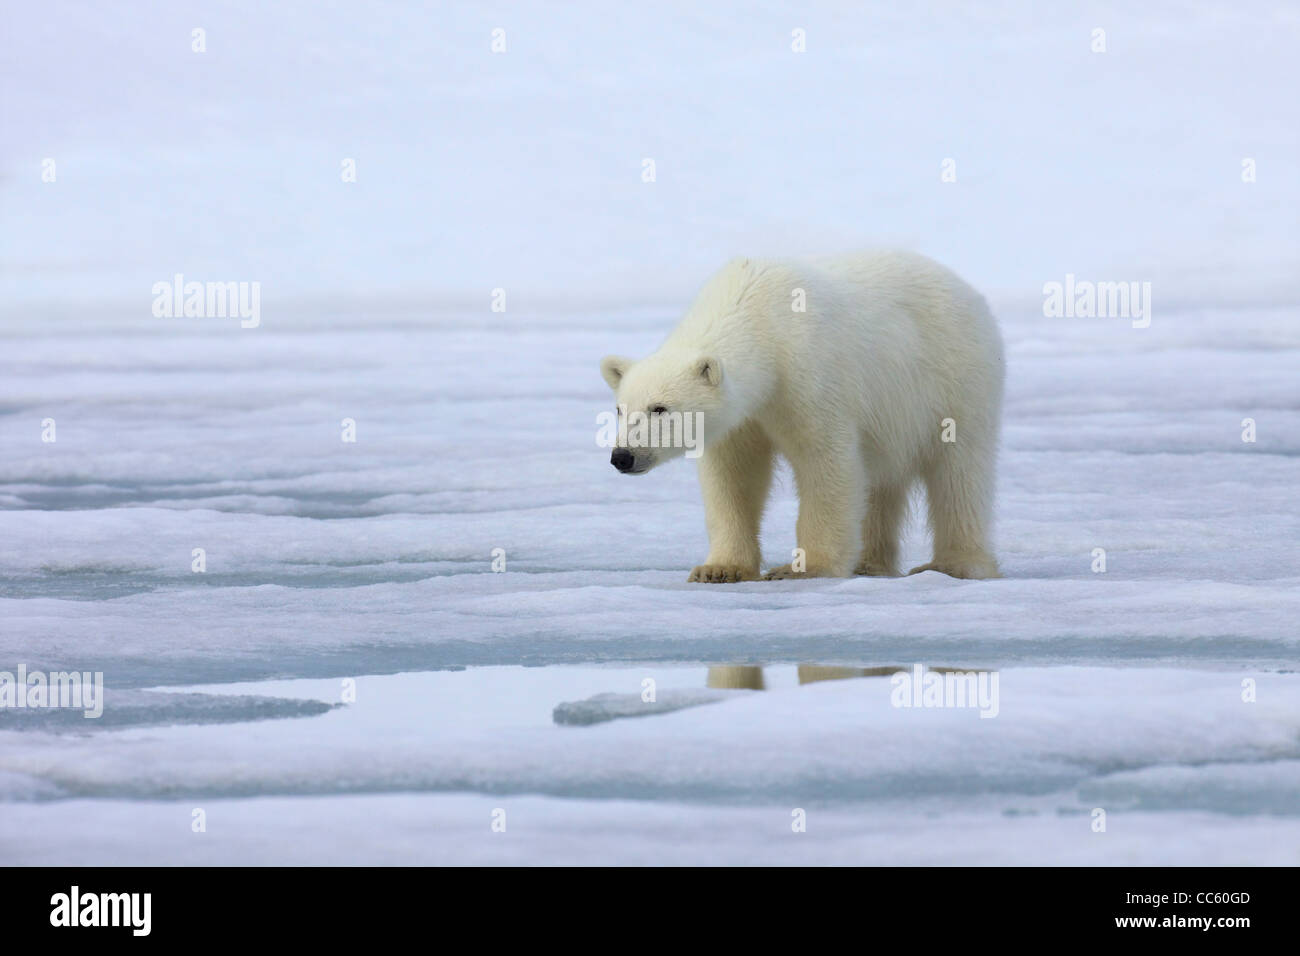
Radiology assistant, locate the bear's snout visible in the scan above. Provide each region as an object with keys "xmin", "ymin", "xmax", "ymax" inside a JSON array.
[{"xmin": 611, "ymin": 448, "xmax": 636, "ymax": 473}]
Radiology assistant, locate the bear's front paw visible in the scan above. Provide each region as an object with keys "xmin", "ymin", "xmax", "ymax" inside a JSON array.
[
  {"xmin": 764, "ymin": 561, "xmax": 851, "ymax": 579},
  {"xmin": 688, "ymin": 564, "xmax": 757, "ymax": 583},
  {"xmin": 762, "ymin": 564, "xmax": 807, "ymax": 580},
  {"xmin": 854, "ymin": 559, "xmax": 900, "ymax": 577}
]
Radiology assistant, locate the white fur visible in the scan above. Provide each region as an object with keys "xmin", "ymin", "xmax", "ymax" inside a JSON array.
[{"xmin": 601, "ymin": 251, "xmax": 1004, "ymax": 582}]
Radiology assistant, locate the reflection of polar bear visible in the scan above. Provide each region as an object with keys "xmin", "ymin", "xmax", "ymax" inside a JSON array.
[{"xmin": 601, "ymin": 251, "xmax": 1004, "ymax": 582}]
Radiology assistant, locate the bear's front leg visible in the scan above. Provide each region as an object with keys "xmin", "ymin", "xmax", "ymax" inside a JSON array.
[
  {"xmin": 688, "ymin": 422, "xmax": 773, "ymax": 583},
  {"xmin": 764, "ymin": 441, "xmax": 864, "ymax": 579}
]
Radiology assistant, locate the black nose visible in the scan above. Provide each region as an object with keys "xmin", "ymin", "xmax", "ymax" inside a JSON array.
[{"xmin": 611, "ymin": 449, "xmax": 635, "ymax": 472}]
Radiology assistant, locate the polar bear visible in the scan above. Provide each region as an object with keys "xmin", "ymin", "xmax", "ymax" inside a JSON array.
[{"xmin": 600, "ymin": 251, "xmax": 1004, "ymax": 582}]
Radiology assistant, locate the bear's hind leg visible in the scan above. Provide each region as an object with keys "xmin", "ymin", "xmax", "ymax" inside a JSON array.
[
  {"xmin": 689, "ymin": 421, "xmax": 773, "ymax": 583},
  {"xmin": 856, "ymin": 481, "xmax": 907, "ymax": 576},
  {"xmin": 910, "ymin": 446, "xmax": 1000, "ymax": 580}
]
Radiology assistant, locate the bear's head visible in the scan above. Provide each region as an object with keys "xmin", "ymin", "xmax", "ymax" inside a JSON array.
[{"xmin": 599, "ymin": 351, "xmax": 724, "ymax": 474}]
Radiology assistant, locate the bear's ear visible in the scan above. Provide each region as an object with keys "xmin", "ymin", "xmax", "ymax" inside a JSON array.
[
  {"xmin": 694, "ymin": 355, "xmax": 722, "ymax": 386},
  {"xmin": 600, "ymin": 355, "xmax": 633, "ymax": 390}
]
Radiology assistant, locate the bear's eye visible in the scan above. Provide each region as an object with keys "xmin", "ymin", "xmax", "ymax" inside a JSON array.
[{"xmin": 650, "ymin": 405, "xmax": 667, "ymax": 415}]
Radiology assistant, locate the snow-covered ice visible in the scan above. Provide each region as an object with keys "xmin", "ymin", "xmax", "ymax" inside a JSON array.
[
  {"xmin": 2, "ymin": 667, "xmax": 1299, "ymax": 864},
  {"xmin": 1, "ymin": 1, "xmax": 1297, "ymax": 864}
]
